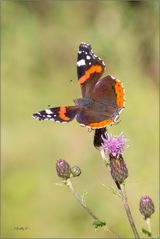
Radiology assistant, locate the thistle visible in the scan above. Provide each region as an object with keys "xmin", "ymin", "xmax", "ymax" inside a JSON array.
[
  {"xmin": 102, "ymin": 132, "xmax": 127, "ymax": 157},
  {"xmin": 109, "ymin": 154, "xmax": 128, "ymax": 184},
  {"xmin": 100, "ymin": 132, "xmax": 140, "ymax": 238},
  {"xmin": 56, "ymin": 159, "xmax": 72, "ymax": 179},
  {"xmin": 71, "ymin": 166, "xmax": 81, "ymax": 177},
  {"xmin": 101, "ymin": 132, "xmax": 128, "ymax": 184},
  {"xmin": 139, "ymin": 195, "xmax": 155, "ymax": 219}
]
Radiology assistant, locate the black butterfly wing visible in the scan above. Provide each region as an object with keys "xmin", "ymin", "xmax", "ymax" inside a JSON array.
[
  {"xmin": 93, "ymin": 127, "xmax": 107, "ymax": 148},
  {"xmin": 77, "ymin": 42, "xmax": 106, "ymax": 97},
  {"xmin": 32, "ymin": 106, "xmax": 78, "ymax": 123}
]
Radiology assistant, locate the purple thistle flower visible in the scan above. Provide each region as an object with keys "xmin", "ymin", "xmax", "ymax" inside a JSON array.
[{"xmin": 102, "ymin": 133, "xmax": 128, "ymax": 157}]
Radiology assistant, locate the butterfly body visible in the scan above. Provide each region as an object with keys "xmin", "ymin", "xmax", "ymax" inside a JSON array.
[
  {"xmin": 74, "ymin": 97, "xmax": 92, "ymax": 107},
  {"xmin": 32, "ymin": 42, "xmax": 125, "ymax": 129}
]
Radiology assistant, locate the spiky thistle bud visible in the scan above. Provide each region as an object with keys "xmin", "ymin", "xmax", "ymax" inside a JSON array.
[
  {"xmin": 71, "ymin": 166, "xmax": 81, "ymax": 177},
  {"xmin": 139, "ymin": 195, "xmax": 155, "ymax": 219},
  {"xmin": 109, "ymin": 154, "xmax": 128, "ymax": 184},
  {"xmin": 56, "ymin": 159, "xmax": 71, "ymax": 179}
]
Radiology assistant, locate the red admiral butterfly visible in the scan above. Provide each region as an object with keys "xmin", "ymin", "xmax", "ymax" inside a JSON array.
[{"xmin": 32, "ymin": 42, "xmax": 125, "ymax": 129}]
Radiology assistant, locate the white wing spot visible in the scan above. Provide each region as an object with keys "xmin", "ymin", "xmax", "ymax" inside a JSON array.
[
  {"xmin": 80, "ymin": 123, "xmax": 85, "ymax": 127},
  {"xmin": 77, "ymin": 59, "xmax": 86, "ymax": 66},
  {"xmin": 86, "ymin": 55, "xmax": 91, "ymax": 60},
  {"xmin": 45, "ymin": 109, "xmax": 53, "ymax": 114}
]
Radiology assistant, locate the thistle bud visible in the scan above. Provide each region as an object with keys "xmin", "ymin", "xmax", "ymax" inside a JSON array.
[
  {"xmin": 71, "ymin": 166, "xmax": 81, "ymax": 177},
  {"xmin": 56, "ymin": 159, "xmax": 71, "ymax": 179},
  {"xmin": 109, "ymin": 154, "xmax": 128, "ymax": 184},
  {"xmin": 139, "ymin": 195, "xmax": 155, "ymax": 219}
]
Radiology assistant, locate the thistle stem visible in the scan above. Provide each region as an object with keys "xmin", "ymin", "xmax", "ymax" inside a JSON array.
[
  {"xmin": 118, "ymin": 183, "xmax": 140, "ymax": 239},
  {"xmin": 146, "ymin": 217, "xmax": 152, "ymax": 237},
  {"xmin": 66, "ymin": 178, "xmax": 120, "ymax": 238},
  {"xmin": 66, "ymin": 178, "xmax": 98, "ymax": 220}
]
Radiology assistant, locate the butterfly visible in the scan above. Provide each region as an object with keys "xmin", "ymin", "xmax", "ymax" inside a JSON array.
[{"xmin": 32, "ymin": 42, "xmax": 125, "ymax": 129}]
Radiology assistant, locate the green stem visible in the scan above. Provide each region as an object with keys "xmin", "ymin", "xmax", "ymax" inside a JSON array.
[
  {"xmin": 66, "ymin": 178, "xmax": 120, "ymax": 238},
  {"xmin": 119, "ymin": 184, "xmax": 140, "ymax": 239},
  {"xmin": 146, "ymin": 217, "xmax": 152, "ymax": 237},
  {"xmin": 67, "ymin": 178, "xmax": 98, "ymax": 220}
]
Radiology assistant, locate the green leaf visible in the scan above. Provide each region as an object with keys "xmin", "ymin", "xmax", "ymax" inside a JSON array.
[
  {"xmin": 55, "ymin": 180, "xmax": 67, "ymax": 186},
  {"xmin": 104, "ymin": 160, "xmax": 109, "ymax": 167},
  {"xmin": 109, "ymin": 186, "xmax": 121, "ymax": 197},
  {"xmin": 142, "ymin": 228, "xmax": 151, "ymax": 237},
  {"xmin": 102, "ymin": 184, "xmax": 121, "ymax": 197},
  {"xmin": 92, "ymin": 219, "xmax": 106, "ymax": 229}
]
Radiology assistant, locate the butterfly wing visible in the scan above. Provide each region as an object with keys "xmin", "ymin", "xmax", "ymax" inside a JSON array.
[
  {"xmin": 77, "ymin": 42, "xmax": 106, "ymax": 97},
  {"xmin": 32, "ymin": 106, "xmax": 78, "ymax": 123},
  {"xmin": 92, "ymin": 75, "xmax": 125, "ymax": 113},
  {"xmin": 76, "ymin": 75, "xmax": 125, "ymax": 129},
  {"xmin": 93, "ymin": 127, "xmax": 107, "ymax": 148}
]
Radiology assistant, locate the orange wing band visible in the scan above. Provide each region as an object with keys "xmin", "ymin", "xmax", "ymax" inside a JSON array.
[
  {"xmin": 59, "ymin": 107, "xmax": 70, "ymax": 121},
  {"xmin": 79, "ymin": 65, "xmax": 103, "ymax": 85},
  {"xmin": 88, "ymin": 118, "xmax": 113, "ymax": 129},
  {"xmin": 115, "ymin": 80, "xmax": 125, "ymax": 108}
]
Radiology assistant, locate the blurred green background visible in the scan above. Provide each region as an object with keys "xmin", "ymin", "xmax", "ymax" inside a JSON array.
[{"xmin": 1, "ymin": 1, "xmax": 159, "ymax": 238}]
